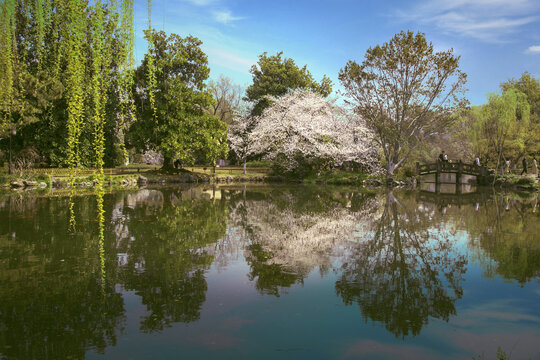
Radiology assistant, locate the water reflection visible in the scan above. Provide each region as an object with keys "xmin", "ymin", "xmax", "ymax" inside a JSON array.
[
  {"xmin": 113, "ymin": 189, "xmax": 228, "ymax": 331},
  {"xmin": 0, "ymin": 195, "xmax": 125, "ymax": 360},
  {"xmin": 335, "ymin": 191, "xmax": 467, "ymax": 338},
  {"xmin": 227, "ymin": 187, "xmax": 379, "ymax": 296},
  {"xmin": 0, "ymin": 186, "xmax": 539, "ymax": 359},
  {"xmin": 464, "ymin": 193, "xmax": 540, "ymax": 284}
]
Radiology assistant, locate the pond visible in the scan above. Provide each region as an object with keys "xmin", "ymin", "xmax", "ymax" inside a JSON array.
[{"xmin": 0, "ymin": 185, "xmax": 539, "ymax": 359}]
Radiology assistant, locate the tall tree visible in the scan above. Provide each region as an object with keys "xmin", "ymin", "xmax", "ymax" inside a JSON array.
[
  {"xmin": 475, "ymin": 89, "xmax": 530, "ymax": 175},
  {"xmin": 339, "ymin": 30, "xmax": 467, "ymax": 176},
  {"xmin": 500, "ymin": 72, "xmax": 540, "ymax": 157},
  {"xmin": 207, "ymin": 75, "xmax": 244, "ymax": 124},
  {"xmin": 130, "ymin": 30, "xmax": 228, "ymax": 169},
  {"xmin": 0, "ymin": 0, "xmax": 136, "ymax": 167},
  {"xmin": 246, "ymin": 51, "xmax": 332, "ymax": 115},
  {"xmin": 249, "ymin": 90, "xmax": 378, "ymax": 175}
]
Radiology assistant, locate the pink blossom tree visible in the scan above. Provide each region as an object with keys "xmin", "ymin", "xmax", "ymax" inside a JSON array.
[{"xmin": 248, "ymin": 90, "xmax": 379, "ymax": 174}]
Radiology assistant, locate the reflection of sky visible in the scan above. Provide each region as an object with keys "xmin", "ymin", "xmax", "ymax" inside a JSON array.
[
  {"xmin": 87, "ymin": 192, "xmax": 540, "ymax": 359},
  {"xmin": 2, "ymin": 188, "xmax": 539, "ymax": 360},
  {"xmin": 88, "ymin": 245, "xmax": 540, "ymax": 360}
]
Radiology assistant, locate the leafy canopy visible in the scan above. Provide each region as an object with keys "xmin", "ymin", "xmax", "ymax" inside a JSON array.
[
  {"xmin": 339, "ymin": 30, "xmax": 467, "ymax": 175},
  {"xmin": 246, "ymin": 51, "xmax": 332, "ymax": 115},
  {"xmin": 474, "ymin": 88, "xmax": 530, "ymax": 171},
  {"xmin": 500, "ymin": 72, "xmax": 540, "ymax": 157},
  {"xmin": 130, "ymin": 30, "xmax": 228, "ymax": 167}
]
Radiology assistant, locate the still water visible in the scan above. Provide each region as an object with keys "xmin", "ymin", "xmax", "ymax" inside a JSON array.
[{"xmin": 0, "ymin": 185, "xmax": 539, "ymax": 359}]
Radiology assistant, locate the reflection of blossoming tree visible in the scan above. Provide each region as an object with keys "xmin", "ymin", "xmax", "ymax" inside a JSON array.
[
  {"xmin": 225, "ymin": 188, "xmax": 380, "ymax": 296},
  {"xmin": 335, "ymin": 192, "xmax": 467, "ymax": 338}
]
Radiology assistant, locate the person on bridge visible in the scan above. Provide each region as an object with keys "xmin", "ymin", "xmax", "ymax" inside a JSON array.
[
  {"xmin": 474, "ymin": 156, "xmax": 480, "ymax": 166},
  {"xmin": 521, "ymin": 157, "xmax": 528, "ymax": 175},
  {"xmin": 504, "ymin": 160, "xmax": 511, "ymax": 174},
  {"xmin": 532, "ymin": 157, "xmax": 538, "ymax": 176},
  {"xmin": 439, "ymin": 151, "xmax": 445, "ymax": 162}
]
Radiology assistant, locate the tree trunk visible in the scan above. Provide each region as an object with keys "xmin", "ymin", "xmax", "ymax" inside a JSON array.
[
  {"xmin": 162, "ymin": 156, "xmax": 174, "ymax": 171},
  {"xmin": 243, "ymin": 158, "xmax": 247, "ymax": 175},
  {"xmin": 387, "ymin": 161, "xmax": 396, "ymax": 177}
]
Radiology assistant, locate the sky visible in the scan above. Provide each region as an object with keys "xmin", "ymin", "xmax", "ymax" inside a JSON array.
[{"xmin": 132, "ymin": 0, "xmax": 540, "ymax": 106}]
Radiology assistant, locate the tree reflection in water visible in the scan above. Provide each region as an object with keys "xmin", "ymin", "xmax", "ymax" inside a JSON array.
[
  {"xmin": 227, "ymin": 187, "xmax": 380, "ymax": 296},
  {"xmin": 0, "ymin": 187, "xmax": 539, "ymax": 359},
  {"xmin": 0, "ymin": 195, "xmax": 125, "ymax": 360},
  {"xmin": 465, "ymin": 193, "xmax": 540, "ymax": 284},
  {"xmin": 335, "ymin": 191, "xmax": 467, "ymax": 338},
  {"xmin": 114, "ymin": 189, "xmax": 228, "ymax": 332}
]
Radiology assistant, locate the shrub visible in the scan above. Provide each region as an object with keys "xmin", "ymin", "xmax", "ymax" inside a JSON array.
[{"xmin": 516, "ymin": 176, "xmax": 535, "ymax": 186}]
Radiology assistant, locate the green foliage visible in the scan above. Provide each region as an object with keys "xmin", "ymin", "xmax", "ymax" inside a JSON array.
[
  {"xmin": 303, "ymin": 169, "xmax": 369, "ymax": 185},
  {"xmin": 0, "ymin": 0, "xmax": 136, "ymax": 168},
  {"xmin": 145, "ymin": 0, "xmax": 157, "ymax": 122},
  {"xmin": 516, "ymin": 176, "xmax": 535, "ymax": 186},
  {"xmin": 339, "ymin": 30, "xmax": 467, "ymax": 175},
  {"xmin": 246, "ymin": 159, "xmax": 273, "ymax": 167},
  {"xmin": 246, "ymin": 51, "xmax": 333, "ymax": 115},
  {"xmin": 130, "ymin": 30, "xmax": 228, "ymax": 168},
  {"xmin": 0, "ymin": 0, "xmax": 15, "ymax": 137},
  {"xmin": 475, "ymin": 88, "xmax": 530, "ymax": 173},
  {"xmin": 501, "ymin": 72, "xmax": 540, "ymax": 157}
]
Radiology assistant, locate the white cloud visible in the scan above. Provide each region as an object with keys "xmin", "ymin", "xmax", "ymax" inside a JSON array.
[
  {"xmin": 394, "ymin": 0, "xmax": 540, "ymax": 43},
  {"xmin": 181, "ymin": 0, "xmax": 217, "ymax": 6},
  {"xmin": 205, "ymin": 47, "xmax": 255, "ymax": 73},
  {"xmin": 526, "ymin": 45, "xmax": 540, "ymax": 53},
  {"xmin": 213, "ymin": 10, "xmax": 245, "ymax": 25}
]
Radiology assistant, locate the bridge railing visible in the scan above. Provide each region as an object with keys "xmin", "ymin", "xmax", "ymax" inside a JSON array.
[{"xmin": 416, "ymin": 161, "xmax": 487, "ymax": 177}]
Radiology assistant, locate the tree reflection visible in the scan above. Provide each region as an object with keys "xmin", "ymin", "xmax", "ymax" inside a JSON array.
[
  {"xmin": 116, "ymin": 190, "xmax": 228, "ymax": 332},
  {"xmin": 335, "ymin": 191, "xmax": 467, "ymax": 338},
  {"xmin": 465, "ymin": 193, "xmax": 540, "ymax": 284},
  {"xmin": 0, "ymin": 195, "xmax": 125, "ymax": 360},
  {"xmin": 227, "ymin": 187, "xmax": 380, "ymax": 296}
]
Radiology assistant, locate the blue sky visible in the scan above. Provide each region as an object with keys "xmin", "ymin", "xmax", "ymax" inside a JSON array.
[{"xmin": 133, "ymin": 0, "xmax": 540, "ymax": 105}]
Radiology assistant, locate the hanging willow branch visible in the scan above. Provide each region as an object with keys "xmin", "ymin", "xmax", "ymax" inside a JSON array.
[
  {"xmin": 117, "ymin": 0, "xmax": 136, "ymax": 164},
  {"xmin": 90, "ymin": 0, "xmax": 109, "ymax": 290},
  {"xmin": 65, "ymin": 0, "xmax": 87, "ymax": 230},
  {"xmin": 146, "ymin": 0, "xmax": 158, "ymax": 122},
  {"xmin": 0, "ymin": 0, "xmax": 15, "ymax": 136},
  {"xmin": 34, "ymin": 0, "xmax": 45, "ymax": 71}
]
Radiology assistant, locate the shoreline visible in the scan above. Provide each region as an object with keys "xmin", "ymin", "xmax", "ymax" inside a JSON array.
[{"xmin": 1, "ymin": 169, "xmax": 539, "ymax": 194}]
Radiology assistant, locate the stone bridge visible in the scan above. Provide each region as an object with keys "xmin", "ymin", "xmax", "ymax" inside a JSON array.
[{"xmin": 416, "ymin": 161, "xmax": 489, "ymax": 194}]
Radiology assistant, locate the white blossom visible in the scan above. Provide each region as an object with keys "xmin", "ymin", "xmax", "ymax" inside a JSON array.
[
  {"xmin": 248, "ymin": 90, "xmax": 380, "ymax": 171},
  {"xmin": 228, "ymin": 115, "xmax": 258, "ymax": 166}
]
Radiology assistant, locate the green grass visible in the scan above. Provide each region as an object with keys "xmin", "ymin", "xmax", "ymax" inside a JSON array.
[
  {"xmin": 302, "ymin": 169, "xmax": 370, "ymax": 185},
  {"xmin": 493, "ymin": 174, "xmax": 537, "ymax": 187}
]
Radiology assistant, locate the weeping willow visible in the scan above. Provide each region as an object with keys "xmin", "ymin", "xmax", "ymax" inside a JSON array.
[
  {"xmin": 0, "ymin": 0, "xmax": 15, "ymax": 136},
  {"xmin": 146, "ymin": 0, "xmax": 157, "ymax": 121},
  {"xmin": 90, "ymin": 0, "xmax": 107, "ymax": 290},
  {"xmin": 3, "ymin": 0, "xmax": 136, "ymax": 239},
  {"xmin": 34, "ymin": 0, "xmax": 45, "ymax": 71},
  {"xmin": 117, "ymin": 0, "xmax": 136, "ymax": 164},
  {"xmin": 65, "ymin": 0, "xmax": 87, "ymax": 230}
]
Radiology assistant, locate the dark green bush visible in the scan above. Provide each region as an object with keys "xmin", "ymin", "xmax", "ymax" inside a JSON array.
[{"xmin": 516, "ymin": 176, "xmax": 535, "ymax": 186}]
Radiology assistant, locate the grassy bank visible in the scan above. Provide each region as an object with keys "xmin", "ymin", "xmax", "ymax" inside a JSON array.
[
  {"xmin": 301, "ymin": 170, "xmax": 371, "ymax": 185},
  {"xmin": 492, "ymin": 174, "xmax": 539, "ymax": 191}
]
